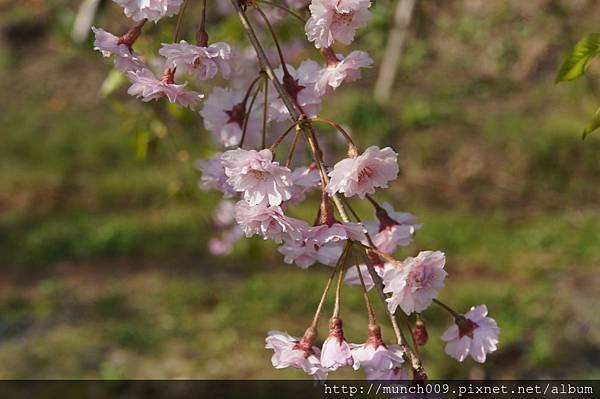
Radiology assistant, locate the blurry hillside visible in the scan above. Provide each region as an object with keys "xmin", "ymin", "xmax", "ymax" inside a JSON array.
[{"xmin": 0, "ymin": 0, "xmax": 598, "ymax": 379}]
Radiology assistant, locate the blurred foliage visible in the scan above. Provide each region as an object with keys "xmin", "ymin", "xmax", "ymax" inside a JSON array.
[{"xmin": 0, "ymin": 0, "xmax": 599, "ymax": 380}]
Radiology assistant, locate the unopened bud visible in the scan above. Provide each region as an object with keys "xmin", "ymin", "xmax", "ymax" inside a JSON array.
[{"xmin": 412, "ymin": 319, "xmax": 428, "ymax": 346}]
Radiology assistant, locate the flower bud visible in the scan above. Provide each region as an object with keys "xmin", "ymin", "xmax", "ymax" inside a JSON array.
[{"xmin": 412, "ymin": 318, "xmax": 428, "ymax": 346}]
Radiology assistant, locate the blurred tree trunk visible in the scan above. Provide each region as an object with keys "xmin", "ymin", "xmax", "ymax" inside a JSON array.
[
  {"xmin": 72, "ymin": 0, "xmax": 102, "ymax": 44},
  {"xmin": 373, "ymin": 0, "xmax": 416, "ymax": 104}
]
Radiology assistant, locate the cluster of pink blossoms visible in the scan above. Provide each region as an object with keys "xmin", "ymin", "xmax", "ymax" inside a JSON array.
[{"xmin": 93, "ymin": 0, "xmax": 499, "ymax": 380}]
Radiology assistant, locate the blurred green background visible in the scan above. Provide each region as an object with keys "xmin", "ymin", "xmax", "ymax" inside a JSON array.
[{"xmin": 0, "ymin": 0, "xmax": 599, "ymax": 379}]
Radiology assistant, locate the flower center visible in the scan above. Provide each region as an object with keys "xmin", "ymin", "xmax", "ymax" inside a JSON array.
[
  {"xmin": 358, "ymin": 166, "xmax": 374, "ymax": 182},
  {"xmin": 408, "ymin": 267, "xmax": 432, "ymax": 289},
  {"xmin": 333, "ymin": 11, "xmax": 354, "ymax": 26},
  {"xmin": 225, "ymin": 102, "xmax": 246, "ymax": 128},
  {"xmin": 457, "ymin": 318, "xmax": 480, "ymax": 339},
  {"xmin": 249, "ymin": 169, "xmax": 269, "ymax": 181}
]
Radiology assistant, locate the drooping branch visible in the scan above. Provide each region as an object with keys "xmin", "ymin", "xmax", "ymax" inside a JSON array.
[{"xmin": 230, "ymin": 0, "xmax": 426, "ymax": 377}]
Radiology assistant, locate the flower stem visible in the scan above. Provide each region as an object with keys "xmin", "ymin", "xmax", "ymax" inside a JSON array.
[
  {"xmin": 310, "ymin": 116, "xmax": 358, "ymax": 155},
  {"xmin": 333, "ymin": 250, "xmax": 347, "ymax": 319},
  {"xmin": 240, "ymin": 80, "xmax": 262, "ymax": 147},
  {"xmin": 285, "ymin": 128, "xmax": 301, "ymax": 168},
  {"xmin": 311, "ymin": 243, "xmax": 350, "ymax": 329},
  {"xmin": 173, "ymin": 0, "xmax": 190, "ymax": 43},
  {"xmin": 253, "ymin": 5, "xmax": 289, "ymax": 75},
  {"xmin": 261, "ymin": 77, "xmax": 269, "ymax": 149},
  {"xmin": 352, "ymin": 248, "xmax": 377, "ymax": 325},
  {"xmin": 270, "ymin": 121, "xmax": 303, "ymax": 152},
  {"xmin": 433, "ymin": 298, "xmax": 460, "ymax": 318},
  {"xmin": 196, "ymin": 0, "xmax": 209, "ymax": 46},
  {"xmin": 258, "ymin": 0, "xmax": 307, "ymax": 23}
]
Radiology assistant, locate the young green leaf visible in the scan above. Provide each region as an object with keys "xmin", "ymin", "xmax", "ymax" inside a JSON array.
[
  {"xmin": 556, "ymin": 33, "xmax": 600, "ymax": 83},
  {"xmin": 582, "ymin": 106, "xmax": 600, "ymax": 139}
]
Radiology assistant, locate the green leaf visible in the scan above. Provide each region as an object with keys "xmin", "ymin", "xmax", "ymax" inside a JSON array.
[
  {"xmin": 582, "ymin": 106, "xmax": 600, "ymax": 139},
  {"xmin": 556, "ymin": 33, "xmax": 600, "ymax": 83}
]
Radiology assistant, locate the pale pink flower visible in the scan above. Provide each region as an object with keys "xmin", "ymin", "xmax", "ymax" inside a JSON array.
[
  {"xmin": 326, "ymin": 146, "xmax": 399, "ymax": 198},
  {"xmin": 127, "ymin": 68, "xmax": 203, "ymax": 108},
  {"xmin": 212, "ymin": 200, "xmax": 236, "ymax": 228},
  {"xmin": 113, "ymin": 0, "xmax": 183, "ymax": 22},
  {"xmin": 279, "ymin": 222, "xmax": 364, "ymax": 268},
  {"xmin": 305, "ymin": 0, "xmax": 372, "ymax": 49},
  {"xmin": 234, "ymin": 200, "xmax": 308, "ymax": 243},
  {"xmin": 221, "ymin": 149, "xmax": 293, "ymax": 206},
  {"xmin": 320, "ymin": 318, "xmax": 353, "ymax": 371},
  {"xmin": 351, "ymin": 326, "xmax": 404, "ymax": 372},
  {"xmin": 316, "ymin": 50, "xmax": 373, "ymax": 95},
  {"xmin": 363, "ymin": 203, "xmax": 421, "ymax": 254},
  {"xmin": 92, "ymin": 27, "xmax": 145, "ymax": 72},
  {"xmin": 159, "ymin": 41, "xmax": 232, "ymax": 80},
  {"xmin": 195, "ymin": 152, "xmax": 236, "ymax": 197},
  {"xmin": 289, "ymin": 165, "xmax": 321, "ymax": 203},
  {"xmin": 382, "ymin": 251, "xmax": 447, "ymax": 315},
  {"xmin": 200, "ymin": 87, "xmax": 261, "ymax": 147},
  {"xmin": 208, "ymin": 225, "xmax": 243, "ymax": 256},
  {"xmin": 265, "ymin": 330, "xmax": 327, "ymax": 380},
  {"xmin": 270, "ymin": 60, "xmax": 322, "ymax": 121},
  {"xmin": 441, "ymin": 305, "xmax": 500, "ymax": 363}
]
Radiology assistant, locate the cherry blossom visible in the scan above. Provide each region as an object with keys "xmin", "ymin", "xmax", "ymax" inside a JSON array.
[
  {"xmin": 159, "ymin": 41, "xmax": 232, "ymax": 80},
  {"xmin": 270, "ymin": 60, "xmax": 322, "ymax": 121},
  {"xmin": 316, "ymin": 50, "xmax": 373, "ymax": 95},
  {"xmin": 441, "ymin": 305, "xmax": 500, "ymax": 363},
  {"xmin": 195, "ymin": 152, "xmax": 236, "ymax": 197},
  {"xmin": 233, "ymin": 200, "xmax": 308, "ymax": 243},
  {"xmin": 208, "ymin": 225, "xmax": 243, "ymax": 256},
  {"xmin": 126, "ymin": 68, "xmax": 203, "ymax": 108},
  {"xmin": 221, "ymin": 149, "xmax": 293, "ymax": 206},
  {"xmin": 279, "ymin": 222, "xmax": 364, "ymax": 268},
  {"xmin": 92, "ymin": 27, "xmax": 145, "ymax": 72},
  {"xmin": 265, "ymin": 330, "xmax": 328, "ymax": 380},
  {"xmin": 200, "ymin": 87, "xmax": 261, "ymax": 147},
  {"xmin": 113, "ymin": 0, "xmax": 183, "ymax": 22},
  {"xmin": 351, "ymin": 325, "xmax": 404, "ymax": 372},
  {"xmin": 320, "ymin": 318, "xmax": 354, "ymax": 371},
  {"xmin": 363, "ymin": 203, "xmax": 421, "ymax": 254},
  {"xmin": 382, "ymin": 251, "xmax": 447, "ymax": 315},
  {"xmin": 326, "ymin": 146, "xmax": 399, "ymax": 198},
  {"xmin": 212, "ymin": 200, "xmax": 237, "ymax": 228},
  {"xmin": 305, "ymin": 0, "xmax": 372, "ymax": 49}
]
